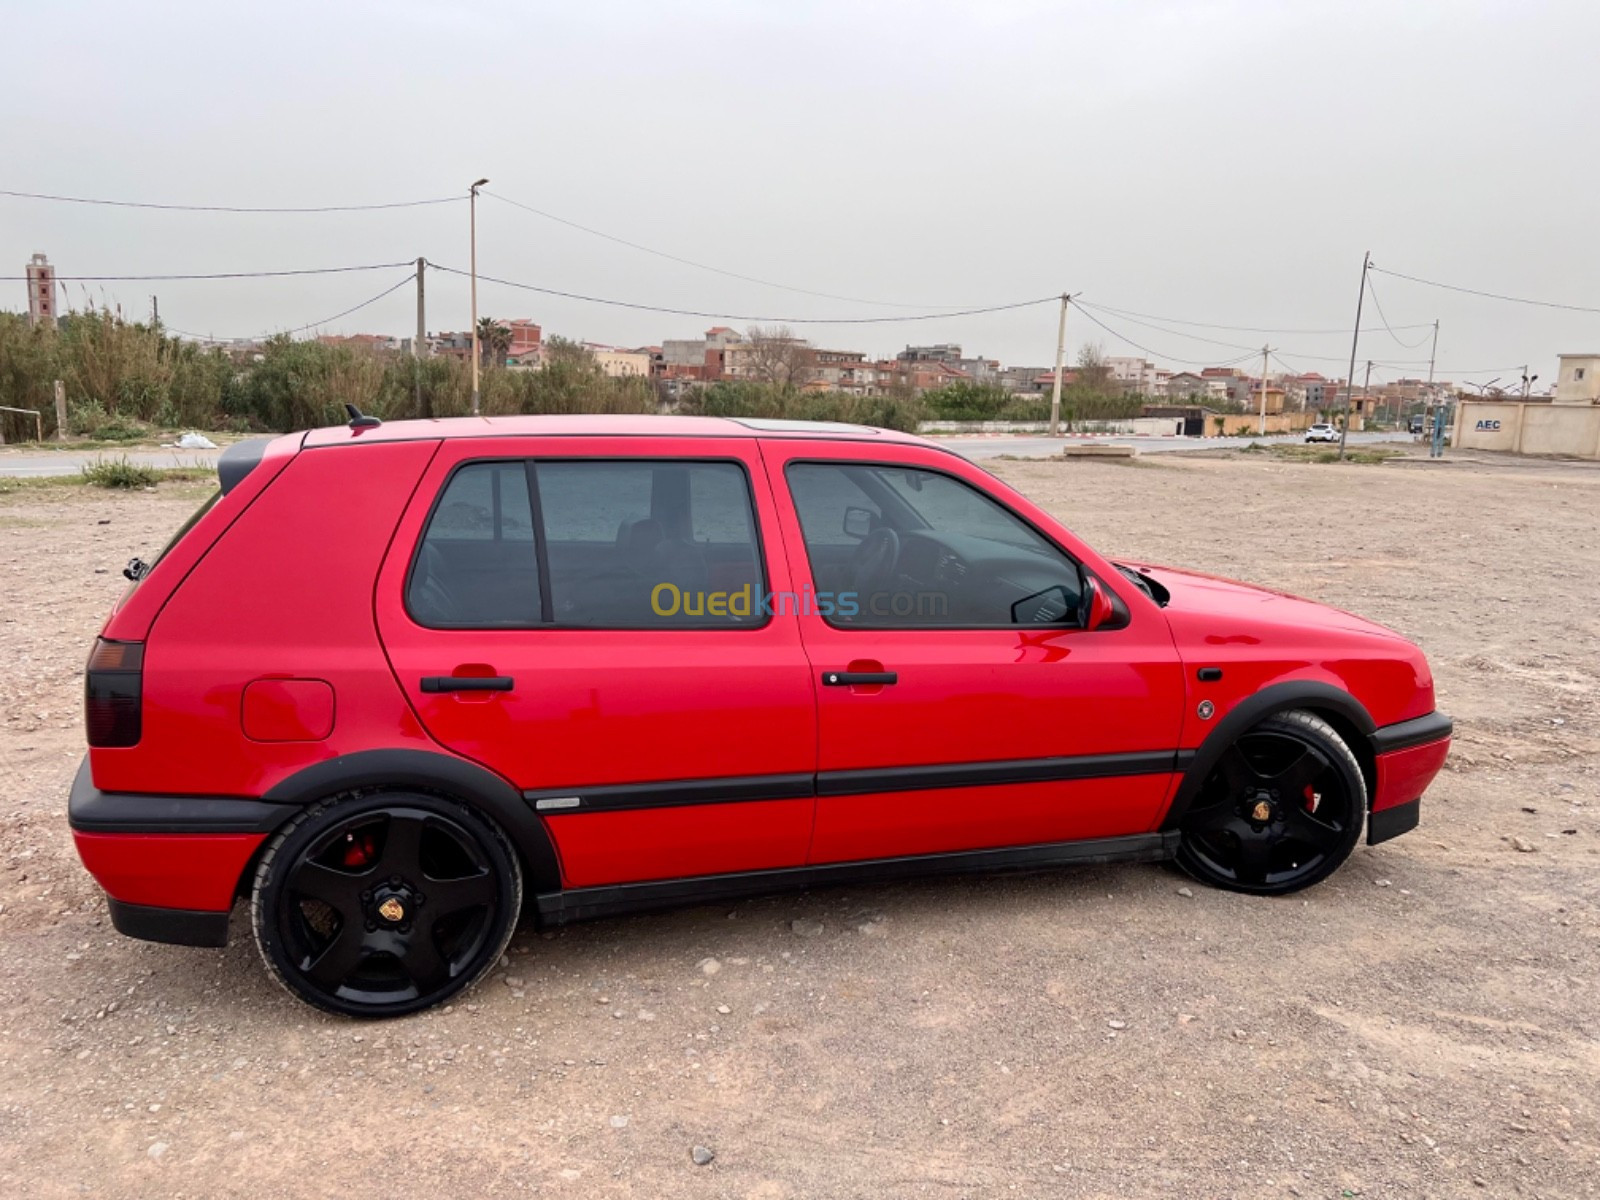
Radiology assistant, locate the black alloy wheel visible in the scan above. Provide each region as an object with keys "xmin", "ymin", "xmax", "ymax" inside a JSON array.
[
  {"xmin": 1177, "ymin": 710, "xmax": 1366, "ymax": 895},
  {"xmin": 252, "ymin": 792, "xmax": 521, "ymax": 1018}
]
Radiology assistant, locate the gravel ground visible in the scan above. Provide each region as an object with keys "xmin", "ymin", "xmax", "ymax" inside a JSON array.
[{"xmin": 0, "ymin": 448, "xmax": 1596, "ymax": 1199}]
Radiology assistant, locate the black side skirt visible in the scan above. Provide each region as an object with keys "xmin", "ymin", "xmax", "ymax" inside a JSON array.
[
  {"xmin": 537, "ymin": 831, "xmax": 1179, "ymax": 925},
  {"xmin": 1367, "ymin": 799, "xmax": 1420, "ymax": 846},
  {"xmin": 108, "ymin": 898, "xmax": 231, "ymax": 948}
]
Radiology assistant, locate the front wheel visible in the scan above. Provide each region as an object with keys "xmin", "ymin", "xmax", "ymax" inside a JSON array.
[
  {"xmin": 1176, "ymin": 710, "xmax": 1366, "ymax": 895},
  {"xmin": 251, "ymin": 792, "xmax": 522, "ymax": 1018}
]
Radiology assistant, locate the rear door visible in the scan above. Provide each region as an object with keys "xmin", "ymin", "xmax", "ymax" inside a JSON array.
[
  {"xmin": 375, "ymin": 436, "xmax": 817, "ymax": 888},
  {"xmin": 760, "ymin": 438, "xmax": 1186, "ymax": 864}
]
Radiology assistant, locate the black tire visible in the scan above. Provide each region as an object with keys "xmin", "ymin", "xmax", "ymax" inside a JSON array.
[
  {"xmin": 251, "ymin": 791, "xmax": 522, "ymax": 1018},
  {"xmin": 1176, "ymin": 710, "xmax": 1366, "ymax": 896}
]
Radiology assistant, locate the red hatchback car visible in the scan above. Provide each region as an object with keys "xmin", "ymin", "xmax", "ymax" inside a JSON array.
[{"xmin": 71, "ymin": 414, "xmax": 1450, "ymax": 1017}]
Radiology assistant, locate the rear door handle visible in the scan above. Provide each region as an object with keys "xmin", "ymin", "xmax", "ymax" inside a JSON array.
[
  {"xmin": 821, "ymin": 671, "xmax": 897, "ymax": 686},
  {"xmin": 421, "ymin": 676, "xmax": 514, "ymax": 693}
]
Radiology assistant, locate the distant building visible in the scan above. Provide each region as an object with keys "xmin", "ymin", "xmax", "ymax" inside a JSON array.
[
  {"xmin": 1105, "ymin": 356, "xmax": 1165, "ymax": 395},
  {"xmin": 584, "ymin": 344, "xmax": 651, "ymax": 379},
  {"xmin": 1555, "ymin": 354, "xmax": 1600, "ymax": 404},
  {"xmin": 1166, "ymin": 371, "xmax": 1229, "ymax": 402},
  {"xmin": 25, "ymin": 253, "xmax": 57, "ymax": 329}
]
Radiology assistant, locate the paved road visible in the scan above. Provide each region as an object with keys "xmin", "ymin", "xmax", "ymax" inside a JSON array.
[
  {"xmin": 0, "ymin": 447, "xmax": 220, "ymax": 477},
  {"xmin": 936, "ymin": 430, "xmax": 1404, "ymax": 460},
  {"xmin": 0, "ymin": 431, "xmax": 1407, "ymax": 476}
]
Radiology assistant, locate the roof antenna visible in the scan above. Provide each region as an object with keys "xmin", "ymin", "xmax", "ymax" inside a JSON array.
[{"xmin": 344, "ymin": 403, "xmax": 382, "ymax": 429}]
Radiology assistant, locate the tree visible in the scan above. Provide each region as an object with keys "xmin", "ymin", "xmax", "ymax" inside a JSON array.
[
  {"xmin": 476, "ymin": 317, "xmax": 512, "ymax": 368},
  {"xmin": 541, "ymin": 335, "xmax": 598, "ymax": 371},
  {"xmin": 743, "ymin": 325, "xmax": 816, "ymax": 388}
]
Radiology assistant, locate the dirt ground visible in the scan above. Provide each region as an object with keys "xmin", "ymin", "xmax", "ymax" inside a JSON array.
[{"xmin": 1, "ymin": 447, "xmax": 1597, "ymax": 1199}]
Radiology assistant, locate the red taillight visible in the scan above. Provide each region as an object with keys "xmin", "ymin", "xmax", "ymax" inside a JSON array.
[{"xmin": 85, "ymin": 638, "xmax": 143, "ymax": 748}]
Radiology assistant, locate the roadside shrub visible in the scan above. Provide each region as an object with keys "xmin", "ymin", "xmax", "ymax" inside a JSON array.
[{"xmin": 81, "ymin": 456, "xmax": 160, "ymax": 488}]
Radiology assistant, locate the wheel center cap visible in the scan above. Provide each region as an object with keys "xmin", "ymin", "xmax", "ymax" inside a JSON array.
[
  {"xmin": 377, "ymin": 896, "xmax": 407, "ymax": 924},
  {"xmin": 1251, "ymin": 799, "xmax": 1273, "ymax": 822}
]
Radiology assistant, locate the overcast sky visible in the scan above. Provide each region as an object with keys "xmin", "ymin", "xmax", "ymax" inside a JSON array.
[{"xmin": 5, "ymin": 0, "xmax": 1597, "ymax": 388}]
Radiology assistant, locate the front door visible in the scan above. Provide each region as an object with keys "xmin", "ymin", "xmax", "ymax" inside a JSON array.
[
  {"xmin": 761, "ymin": 440, "xmax": 1185, "ymax": 865},
  {"xmin": 376, "ymin": 436, "xmax": 817, "ymax": 888}
]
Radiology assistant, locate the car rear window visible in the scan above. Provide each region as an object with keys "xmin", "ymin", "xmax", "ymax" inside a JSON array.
[{"xmin": 408, "ymin": 463, "xmax": 541, "ymax": 628}]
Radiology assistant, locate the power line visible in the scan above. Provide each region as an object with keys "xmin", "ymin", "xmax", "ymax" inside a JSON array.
[
  {"xmin": 1078, "ymin": 298, "xmax": 1433, "ymax": 335},
  {"xmin": 1370, "ymin": 264, "xmax": 1600, "ymax": 315},
  {"xmin": 166, "ymin": 272, "xmax": 417, "ymax": 343},
  {"xmin": 0, "ymin": 187, "xmax": 462, "ymax": 213},
  {"xmin": 0, "ymin": 261, "xmax": 416, "ymax": 282},
  {"xmin": 1074, "ymin": 300, "xmax": 1400, "ymax": 366},
  {"xmin": 1071, "ymin": 304, "xmax": 1259, "ymax": 368},
  {"xmin": 483, "ymin": 190, "xmax": 951, "ymax": 310},
  {"xmin": 426, "ymin": 262, "xmax": 1055, "ymax": 325},
  {"xmin": 1361, "ymin": 274, "xmax": 1434, "ymax": 349}
]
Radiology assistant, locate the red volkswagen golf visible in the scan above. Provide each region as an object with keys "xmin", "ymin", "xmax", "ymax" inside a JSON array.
[{"xmin": 71, "ymin": 415, "xmax": 1450, "ymax": 1017}]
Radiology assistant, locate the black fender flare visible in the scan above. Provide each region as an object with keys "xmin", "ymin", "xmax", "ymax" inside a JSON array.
[
  {"xmin": 262, "ymin": 749, "xmax": 562, "ymax": 893},
  {"xmin": 1160, "ymin": 681, "xmax": 1376, "ymax": 831}
]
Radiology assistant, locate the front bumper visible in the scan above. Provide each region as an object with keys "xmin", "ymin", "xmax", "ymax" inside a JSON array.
[
  {"xmin": 69, "ymin": 757, "xmax": 296, "ymax": 946},
  {"xmin": 1368, "ymin": 712, "xmax": 1452, "ymax": 846}
]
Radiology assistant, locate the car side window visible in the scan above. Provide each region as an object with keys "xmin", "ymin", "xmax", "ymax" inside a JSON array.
[
  {"xmin": 785, "ymin": 462, "xmax": 1084, "ymax": 628},
  {"xmin": 409, "ymin": 462, "xmax": 541, "ymax": 628},
  {"xmin": 535, "ymin": 460, "xmax": 766, "ymax": 627}
]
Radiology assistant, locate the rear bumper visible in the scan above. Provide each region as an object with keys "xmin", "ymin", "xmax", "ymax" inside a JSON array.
[
  {"xmin": 1368, "ymin": 712, "xmax": 1452, "ymax": 845},
  {"xmin": 69, "ymin": 757, "xmax": 294, "ymax": 945},
  {"xmin": 107, "ymin": 898, "xmax": 231, "ymax": 948}
]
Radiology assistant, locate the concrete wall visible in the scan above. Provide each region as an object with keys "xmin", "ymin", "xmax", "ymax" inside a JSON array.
[{"xmin": 1453, "ymin": 400, "xmax": 1600, "ymax": 458}]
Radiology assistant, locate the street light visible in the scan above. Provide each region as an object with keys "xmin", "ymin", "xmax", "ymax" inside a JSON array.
[{"xmin": 469, "ymin": 178, "xmax": 489, "ymax": 415}]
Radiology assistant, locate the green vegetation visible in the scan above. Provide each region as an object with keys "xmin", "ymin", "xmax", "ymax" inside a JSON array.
[
  {"xmin": 80, "ymin": 456, "xmax": 162, "ymax": 488},
  {"xmin": 678, "ymin": 380, "xmax": 925, "ymax": 432},
  {"xmin": 0, "ymin": 310, "xmax": 663, "ymax": 440}
]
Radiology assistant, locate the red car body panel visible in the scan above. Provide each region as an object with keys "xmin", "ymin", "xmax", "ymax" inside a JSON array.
[
  {"xmin": 91, "ymin": 438, "xmax": 442, "ymax": 798},
  {"xmin": 73, "ymin": 831, "xmax": 264, "ymax": 911},
  {"xmin": 372, "ymin": 436, "xmax": 819, "ymax": 886},
  {"xmin": 1373, "ymin": 738, "xmax": 1452, "ymax": 813},
  {"xmin": 757, "ymin": 438, "xmax": 1187, "ymax": 862},
  {"xmin": 68, "ymin": 416, "xmax": 1450, "ymax": 941}
]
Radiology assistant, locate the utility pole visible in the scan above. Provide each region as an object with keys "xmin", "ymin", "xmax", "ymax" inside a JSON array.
[
  {"xmin": 1048, "ymin": 293, "xmax": 1070, "ymax": 438},
  {"xmin": 1258, "ymin": 344, "xmax": 1272, "ymax": 436},
  {"xmin": 150, "ymin": 295, "xmax": 159, "ymax": 330},
  {"xmin": 414, "ymin": 257, "xmax": 427, "ymax": 417},
  {"xmin": 1338, "ymin": 251, "xmax": 1370, "ymax": 461},
  {"xmin": 1362, "ymin": 361, "xmax": 1373, "ymax": 433},
  {"xmin": 469, "ymin": 178, "xmax": 489, "ymax": 416},
  {"xmin": 1425, "ymin": 318, "xmax": 1440, "ymax": 454}
]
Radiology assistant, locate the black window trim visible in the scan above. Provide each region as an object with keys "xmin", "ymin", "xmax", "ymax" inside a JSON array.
[
  {"xmin": 782, "ymin": 457, "xmax": 1128, "ymax": 634},
  {"xmin": 405, "ymin": 453, "xmax": 774, "ymax": 633}
]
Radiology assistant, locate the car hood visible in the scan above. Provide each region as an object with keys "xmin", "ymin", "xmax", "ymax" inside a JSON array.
[{"xmin": 1118, "ymin": 562, "xmax": 1408, "ymax": 643}]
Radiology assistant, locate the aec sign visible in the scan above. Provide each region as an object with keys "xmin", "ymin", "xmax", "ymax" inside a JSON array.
[{"xmin": 1475, "ymin": 419, "xmax": 1502, "ymax": 431}]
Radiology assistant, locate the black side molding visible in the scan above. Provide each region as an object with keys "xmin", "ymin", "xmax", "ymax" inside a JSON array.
[
  {"xmin": 818, "ymin": 749, "xmax": 1181, "ymax": 798},
  {"xmin": 68, "ymin": 758, "xmax": 296, "ymax": 835},
  {"xmin": 525, "ymin": 773, "xmax": 813, "ymax": 814},
  {"xmin": 537, "ymin": 832, "xmax": 1180, "ymax": 925},
  {"xmin": 1368, "ymin": 798, "xmax": 1420, "ymax": 845},
  {"xmin": 108, "ymin": 898, "xmax": 231, "ymax": 948},
  {"xmin": 1372, "ymin": 711, "xmax": 1453, "ymax": 754}
]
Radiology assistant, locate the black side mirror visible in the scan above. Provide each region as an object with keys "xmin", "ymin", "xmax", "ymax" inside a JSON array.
[{"xmin": 842, "ymin": 506, "xmax": 875, "ymax": 539}]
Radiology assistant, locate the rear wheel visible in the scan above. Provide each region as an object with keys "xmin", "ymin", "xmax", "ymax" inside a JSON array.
[
  {"xmin": 1177, "ymin": 710, "xmax": 1365, "ymax": 895},
  {"xmin": 251, "ymin": 792, "xmax": 521, "ymax": 1018}
]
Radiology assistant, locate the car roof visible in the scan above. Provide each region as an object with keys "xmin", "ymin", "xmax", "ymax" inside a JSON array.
[{"xmin": 301, "ymin": 413, "xmax": 935, "ymax": 450}]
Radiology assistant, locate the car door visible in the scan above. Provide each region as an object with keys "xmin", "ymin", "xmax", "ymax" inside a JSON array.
[
  {"xmin": 761, "ymin": 438, "xmax": 1186, "ymax": 865},
  {"xmin": 375, "ymin": 436, "xmax": 817, "ymax": 888}
]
